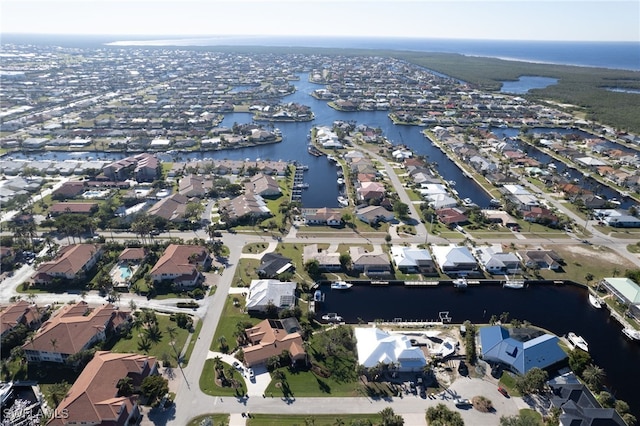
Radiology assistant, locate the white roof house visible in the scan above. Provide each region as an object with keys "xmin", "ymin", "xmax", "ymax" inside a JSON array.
[
  {"xmin": 430, "ymin": 244, "xmax": 479, "ymax": 276},
  {"xmin": 354, "ymin": 327, "xmax": 427, "ymax": 372},
  {"xmin": 390, "ymin": 246, "xmax": 433, "ymax": 272},
  {"xmin": 245, "ymin": 279, "xmax": 296, "ymax": 312}
]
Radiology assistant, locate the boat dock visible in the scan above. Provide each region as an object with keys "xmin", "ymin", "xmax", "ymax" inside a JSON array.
[{"xmin": 291, "ymin": 164, "xmax": 308, "ymax": 203}]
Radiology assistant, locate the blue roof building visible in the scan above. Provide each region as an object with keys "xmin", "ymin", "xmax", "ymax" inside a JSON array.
[{"xmin": 479, "ymin": 325, "xmax": 567, "ymax": 375}]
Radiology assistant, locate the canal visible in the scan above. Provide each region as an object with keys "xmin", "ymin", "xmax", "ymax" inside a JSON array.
[{"xmin": 316, "ymin": 282, "xmax": 640, "ymax": 417}]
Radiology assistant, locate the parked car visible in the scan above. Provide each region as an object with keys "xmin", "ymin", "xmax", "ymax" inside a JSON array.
[
  {"xmin": 455, "ymin": 398, "xmax": 472, "ymax": 408},
  {"xmin": 458, "ymin": 360, "xmax": 468, "ymax": 376},
  {"xmin": 232, "ymin": 361, "xmax": 242, "ymax": 371},
  {"xmin": 247, "ymin": 368, "xmax": 255, "ymax": 381},
  {"xmin": 498, "ymin": 386, "xmax": 510, "ymax": 398}
]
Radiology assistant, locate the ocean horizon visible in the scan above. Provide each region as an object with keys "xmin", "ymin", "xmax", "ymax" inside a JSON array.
[{"xmin": 2, "ymin": 33, "xmax": 639, "ymax": 71}]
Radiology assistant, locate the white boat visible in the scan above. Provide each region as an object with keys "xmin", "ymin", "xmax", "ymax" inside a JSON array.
[
  {"xmin": 588, "ymin": 293, "xmax": 603, "ymax": 309},
  {"xmin": 322, "ymin": 313, "xmax": 343, "ymax": 322},
  {"xmin": 337, "ymin": 196, "xmax": 349, "ymax": 207},
  {"xmin": 453, "ymin": 277, "xmax": 468, "ymax": 289},
  {"xmin": 567, "ymin": 332, "xmax": 589, "ymax": 352},
  {"xmin": 622, "ymin": 328, "xmax": 640, "ymax": 341},
  {"xmin": 490, "ymin": 198, "xmax": 502, "ymax": 206},
  {"xmin": 503, "ymin": 280, "xmax": 525, "ymax": 289},
  {"xmin": 462, "ymin": 198, "xmax": 472, "ymax": 205},
  {"xmin": 313, "ymin": 290, "xmax": 323, "ymax": 302},
  {"xmin": 337, "ymin": 177, "xmax": 345, "ymax": 185},
  {"xmin": 327, "ymin": 155, "xmax": 337, "ymax": 162},
  {"xmin": 331, "ymin": 281, "xmax": 353, "ymax": 290}
]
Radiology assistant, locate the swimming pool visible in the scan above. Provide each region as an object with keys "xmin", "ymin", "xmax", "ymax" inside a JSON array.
[{"xmin": 119, "ymin": 265, "xmax": 132, "ymax": 279}]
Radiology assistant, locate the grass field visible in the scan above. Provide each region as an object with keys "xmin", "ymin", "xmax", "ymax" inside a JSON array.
[
  {"xmin": 210, "ymin": 296, "xmax": 260, "ymax": 353},
  {"xmin": 199, "ymin": 358, "xmax": 247, "ymax": 397},
  {"xmin": 246, "ymin": 414, "xmax": 384, "ymax": 426},
  {"xmin": 187, "ymin": 414, "xmax": 230, "ymax": 426}
]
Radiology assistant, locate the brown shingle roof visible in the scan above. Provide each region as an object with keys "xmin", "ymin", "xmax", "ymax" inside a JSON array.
[
  {"xmin": 0, "ymin": 300, "xmax": 38, "ymax": 335},
  {"xmin": 34, "ymin": 244, "xmax": 101, "ymax": 278},
  {"xmin": 149, "ymin": 244, "xmax": 208, "ymax": 278}
]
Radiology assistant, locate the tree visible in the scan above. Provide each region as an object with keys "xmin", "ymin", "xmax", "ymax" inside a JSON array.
[
  {"xmin": 379, "ymin": 407, "xmax": 404, "ymax": 426},
  {"xmin": 49, "ymin": 381, "xmax": 71, "ymax": 406},
  {"xmin": 393, "ymin": 201, "xmax": 410, "ymax": 220},
  {"xmin": 568, "ymin": 349, "xmax": 592, "ymax": 376},
  {"xmin": 515, "ymin": 367, "xmax": 548, "ymax": 395},
  {"xmin": 582, "ymin": 364, "xmax": 605, "ymax": 391},
  {"xmin": 339, "ymin": 252, "xmax": 352, "ymax": 270},
  {"xmin": 140, "ymin": 375, "xmax": 169, "ymax": 406},
  {"xmin": 116, "ymin": 376, "xmax": 134, "ymax": 396},
  {"xmin": 425, "ymin": 403, "xmax": 463, "ymax": 426}
]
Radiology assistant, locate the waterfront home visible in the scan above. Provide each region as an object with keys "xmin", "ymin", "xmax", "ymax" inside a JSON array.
[
  {"xmin": 522, "ymin": 206, "xmax": 559, "ymax": 226},
  {"xmin": 52, "ymin": 181, "xmax": 87, "ymax": 200},
  {"xmin": 355, "ymin": 205, "xmax": 395, "ymax": 225},
  {"xmin": 501, "ymin": 184, "xmax": 540, "ymax": 210},
  {"xmin": 473, "ymin": 244, "xmax": 522, "ymax": 275},
  {"xmin": 516, "ymin": 249, "xmax": 563, "ymax": 270},
  {"xmin": 243, "ymin": 318, "xmax": 306, "ymax": 368},
  {"xmin": 598, "ymin": 277, "xmax": 640, "ymax": 317},
  {"xmin": 302, "ymin": 207, "xmax": 343, "ymax": 226},
  {"xmin": 245, "ymin": 279, "xmax": 296, "ymax": 313},
  {"xmin": 593, "ymin": 209, "xmax": 640, "ymax": 228},
  {"xmin": 354, "ymin": 327, "xmax": 427, "ymax": 372},
  {"xmin": 484, "ymin": 210, "xmax": 519, "ymax": 228},
  {"xmin": 390, "ymin": 246, "xmax": 437, "ymax": 275},
  {"xmin": 435, "ymin": 207, "xmax": 469, "ymax": 227},
  {"xmin": 102, "ymin": 153, "xmax": 160, "ymax": 183},
  {"xmin": 32, "ymin": 244, "xmax": 103, "ymax": 285},
  {"xmin": 218, "ymin": 193, "xmax": 272, "ymax": 223},
  {"xmin": 47, "ymin": 351, "xmax": 158, "ymax": 426},
  {"xmin": 302, "ymin": 244, "xmax": 342, "ymax": 271},
  {"xmin": 149, "ymin": 244, "xmax": 210, "ymax": 289},
  {"xmin": 356, "ymin": 181, "xmax": 386, "ymax": 202},
  {"xmin": 247, "ymin": 173, "xmax": 281, "ymax": 197},
  {"xmin": 548, "ymin": 375, "xmax": 627, "ymax": 426},
  {"xmin": 350, "ymin": 247, "xmax": 392, "ymax": 277},
  {"xmin": 430, "ymin": 244, "xmax": 479, "ymax": 277},
  {"xmin": 23, "ymin": 302, "xmax": 130, "ymax": 363},
  {"xmin": 478, "ymin": 325, "xmax": 566, "ymax": 375},
  {"xmin": 0, "ymin": 300, "xmax": 41, "ymax": 338}
]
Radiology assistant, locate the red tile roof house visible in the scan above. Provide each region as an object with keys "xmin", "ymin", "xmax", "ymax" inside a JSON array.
[
  {"xmin": 46, "ymin": 351, "xmax": 157, "ymax": 426},
  {"xmin": 32, "ymin": 244, "xmax": 103, "ymax": 285},
  {"xmin": 0, "ymin": 300, "xmax": 41, "ymax": 338},
  {"xmin": 243, "ymin": 318, "xmax": 307, "ymax": 367},
  {"xmin": 49, "ymin": 202, "xmax": 99, "ymax": 216},
  {"xmin": 149, "ymin": 244, "xmax": 211, "ymax": 289},
  {"xmin": 22, "ymin": 302, "xmax": 130, "ymax": 363}
]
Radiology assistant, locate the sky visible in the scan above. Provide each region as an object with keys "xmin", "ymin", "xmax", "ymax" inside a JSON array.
[{"xmin": 1, "ymin": 0, "xmax": 638, "ymax": 42}]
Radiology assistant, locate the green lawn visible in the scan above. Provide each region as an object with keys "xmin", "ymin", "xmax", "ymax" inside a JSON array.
[
  {"xmin": 498, "ymin": 371, "xmax": 521, "ymax": 397},
  {"xmin": 110, "ymin": 313, "xmax": 190, "ymax": 362},
  {"xmin": 232, "ymin": 258, "xmax": 260, "ymax": 288},
  {"xmin": 181, "ymin": 317, "xmax": 203, "ymax": 366},
  {"xmin": 247, "ymin": 414, "xmax": 384, "ymax": 426},
  {"xmin": 199, "ymin": 358, "xmax": 247, "ymax": 396},
  {"xmin": 518, "ymin": 408, "xmax": 543, "ymax": 425},
  {"xmin": 211, "ymin": 296, "xmax": 260, "ymax": 353}
]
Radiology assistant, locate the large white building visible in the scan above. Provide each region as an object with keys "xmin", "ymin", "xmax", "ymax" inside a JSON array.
[{"xmin": 354, "ymin": 327, "xmax": 427, "ymax": 372}]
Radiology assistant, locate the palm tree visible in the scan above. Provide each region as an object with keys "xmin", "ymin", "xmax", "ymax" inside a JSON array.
[
  {"xmin": 138, "ymin": 336, "xmax": 152, "ymax": 353},
  {"xmin": 583, "ymin": 364, "xmax": 606, "ymax": 390}
]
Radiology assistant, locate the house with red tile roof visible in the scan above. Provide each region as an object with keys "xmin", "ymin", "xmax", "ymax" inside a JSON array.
[
  {"xmin": 243, "ymin": 318, "xmax": 306, "ymax": 367},
  {"xmin": 47, "ymin": 351, "xmax": 157, "ymax": 426},
  {"xmin": 49, "ymin": 202, "xmax": 98, "ymax": 216},
  {"xmin": 32, "ymin": 244, "xmax": 102, "ymax": 285},
  {"xmin": 0, "ymin": 300, "xmax": 41, "ymax": 337},
  {"xmin": 149, "ymin": 244, "xmax": 210, "ymax": 288},
  {"xmin": 23, "ymin": 302, "xmax": 130, "ymax": 363}
]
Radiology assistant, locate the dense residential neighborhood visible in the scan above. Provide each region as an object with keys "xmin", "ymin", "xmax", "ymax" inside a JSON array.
[{"xmin": 1, "ymin": 40, "xmax": 640, "ymax": 426}]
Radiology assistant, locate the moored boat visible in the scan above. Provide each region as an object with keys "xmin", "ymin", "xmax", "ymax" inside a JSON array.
[
  {"xmin": 322, "ymin": 313, "xmax": 343, "ymax": 322},
  {"xmin": 567, "ymin": 332, "xmax": 589, "ymax": 352},
  {"xmin": 331, "ymin": 281, "xmax": 353, "ymax": 290},
  {"xmin": 503, "ymin": 280, "xmax": 525, "ymax": 289},
  {"xmin": 453, "ymin": 277, "xmax": 468, "ymax": 289},
  {"xmin": 588, "ymin": 293, "xmax": 603, "ymax": 309},
  {"xmin": 622, "ymin": 328, "xmax": 640, "ymax": 341},
  {"xmin": 313, "ymin": 290, "xmax": 323, "ymax": 302}
]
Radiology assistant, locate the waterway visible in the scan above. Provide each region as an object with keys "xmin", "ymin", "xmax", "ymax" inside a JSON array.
[
  {"xmin": 499, "ymin": 76, "xmax": 558, "ymax": 94},
  {"xmin": 316, "ymin": 282, "xmax": 640, "ymax": 417}
]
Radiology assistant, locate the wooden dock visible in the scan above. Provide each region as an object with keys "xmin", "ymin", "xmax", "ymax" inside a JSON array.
[{"xmin": 405, "ymin": 281, "xmax": 440, "ymax": 287}]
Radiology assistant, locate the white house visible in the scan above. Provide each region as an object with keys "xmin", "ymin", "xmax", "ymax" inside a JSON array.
[
  {"xmin": 354, "ymin": 327, "xmax": 427, "ymax": 372},
  {"xmin": 246, "ymin": 279, "xmax": 297, "ymax": 312}
]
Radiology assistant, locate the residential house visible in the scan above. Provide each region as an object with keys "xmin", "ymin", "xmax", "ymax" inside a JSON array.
[
  {"xmin": 478, "ymin": 325, "xmax": 566, "ymax": 375},
  {"xmin": 0, "ymin": 300, "xmax": 40, "ymax": 338},
  {"xmin": 32, "ymin": 244, "xmax": 102, "ymax": 285},
  {"xmin": 218, "ymin": 193, "xmax": 271, "ymax": 223},
  {"xmin": 356, "ymin": 181, "xmax": 385, "ymax": 202},
  {"xmin": 302, "ymin": 207, "xmax": 343, "ymax": 226},
  {"xmin": 593, "ymin": 209, "xmax": 640, "ymax": 228},
  {"xmin": 598, "ymin": 278, "xmax": 640, "ymax": 312},
  {"xmin": 435, "ymin": 207, "xmax": 469, "ymax": 227},
  {"xmin": 149, "ymin": 244, "xmax": 210, "ymax": 288},
  {"xmin": 355, "ymin": 205, "xmax": 394, "ymax": 225},
  {"xmin": 243, "ymin": 318, "xmax": 306, "ymax": 367},
  {"xmin": 49, "ymin": 202, "xmax": 98, "ymax": 216},
  {"xmin": 23, "ymin": 302, "xmax": 130, "ymax": 363},
  {"xmin": 350, "ymin": 247, "xmax": 392, "ymax": 277},
  {"xmin": 51, "ymin": 181, "xmax": 87, "ymax": 200},
  {"xmin": 548, "ymin": 375, "xmax": 627, "ymax": 426},
  {"xmin": 256, "ymin": 253, "xmax": 294, "ymax": 278},
  {"xmin": 248, "ymin": 173, "xmax": 281, "ymax": 197},
  {"xmin": 179, "ymin": 174, "xmax": 213, "ymax": 198},
  {"xmin": 354, "ymin": 327, "xmax": 427, "ymax": 372},
  {"xmin": 245, "ymin": 279, "xmax": 297, "ymax": 313},
  {"xmin": 147, "ymin": 193, "xmax": 189, "ymax": 222},
  {"xmin": 46, "ymin": 351, "xmax": 158, "ymax": 426},
  {"xmin": 473, "ymin": 244, "xmax": 521, "ymax": 275},
  {"xmin": 517, "ymin": 249, "xmax": 563, "ymax": 270},
  {"xmin": 430, "ymin": 244, "xmax": 479, "ymax": 277},
  {"xmin": 390, "ymin": 246, "xmax": 437, "ymax": 275},
  {"xmin": 502, "ymin": 184, "xmax": 539, "ymax": 210},
  {"xmin": 302, "ymin": 244, "xmax": 341, "ymax": 271},
  {"xmin": 522, "ymin": 207, "xmax": 559, "ymax": 226},
  {"xmin": 103, "ymin": 153, "xmax": 159, "ymax": 183}
]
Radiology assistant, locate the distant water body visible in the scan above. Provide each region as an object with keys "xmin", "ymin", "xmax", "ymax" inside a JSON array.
[{"xmin": 3, "ymin": 34, "xmax": 640, "ymax": 71}]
